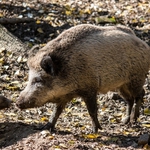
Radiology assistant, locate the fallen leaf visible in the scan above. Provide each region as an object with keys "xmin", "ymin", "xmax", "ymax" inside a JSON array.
[
  {"xmin": 109, "ymin": 118, "xmax": 116, "ymax": 123},
  {"xmin": 0, "ymin": 47, "xmax": 5, "ymax": 53},
  {"xmin": 123, "ymin": 130, "xmax": 130, "ymax": 135},
  {"xmin": 0, "ymin": 13, "xmax": 3, "ymax": 17},
  {"xmin": 24, "ymin": 119, "xmax": 33, "ymax": 123},
  {"xmin": 17, "ymin": 56, "xmax": 22, "ymax": 63},
  {"xmin": 0, "ymin": 114, "xmax": 4, "ymax": 119},
  {"xmin": 5, "ymin": 113, "xmax": 17, "ymax": 117},
  {"xmin": 41, "ymin": 117, "xmax": 49, "ymax": 122},
  {"xmin": 37, "ymin": 28, "xmax": 44, "ymax": 33},
  {"xmin": 11, "ymin": 81, "xmax": 20, "ymax": 85},
  {"xmin": 65, "ymin": 10, "xmax": 72, "ymax": 16},
  {"xmin": 14, "ymin": 70, "xmax": 21, "ymax": 76},
  {"xmin": 95, "ymin": 16, "xmax": 116, "ymax": 24},
  {"xmin": 68, "ymin": 140, "xmax": 75, "ymax": 145},
  {"xmin": 142, "ymin": 124, "xmax": 150, "ymax": 128},
  {"xmin": 114, "ymin": 112, "xmax": 122, "ymax": 117},
  {"xmin": 83, "ymin": 133, "xmax": 101, "ymax": 139},
  {"xmin": 144, "ymin": 108, "xmax": 150, "ymax": 115},
  {"xmin": 126, "ymin": 5, "xmax": 133, "ymax": 10},
  {"xmin": 59, "ymin": 143, "xmax": 68, "ymax": 149},
  {"xmin": 36, "ymin": 20, "xmax": 41, "ymax": 24},
  {"xmin": 101, "ymin": 106, "xmax": 106, "ymax": 111},
  {"xmin": 84, "ymin": 8, "xmax": 91, "ymax": 14},
  {"xmin": 48, "ymin": 135, "xmax": 54, "ymax": 140},
  {"xmin": 143, "ymin": 143, "xmax": 150, "ymax": 149},
  {"xmin": 0, "ymin": 58, "xmax": 4, "ymax": 64},
  {"xmin": 108, "ymin": 137, "xmax": 119, "ymax": 142}
]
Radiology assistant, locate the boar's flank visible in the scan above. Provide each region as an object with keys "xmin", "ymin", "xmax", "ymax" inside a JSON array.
[{"xmin": 17, "ymin": 24, "xmax": 150, "ymax": 133}]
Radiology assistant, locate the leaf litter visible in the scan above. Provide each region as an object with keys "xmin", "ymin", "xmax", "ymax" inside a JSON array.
[{"xmin": 0, "ymin": 0, "xmax": 150, "ymax": 149}]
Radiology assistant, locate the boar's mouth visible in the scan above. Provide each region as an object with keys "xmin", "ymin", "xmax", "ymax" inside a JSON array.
[{"xmin": 16, "ymin": 98, "xmax": 36, "ymax": 109}]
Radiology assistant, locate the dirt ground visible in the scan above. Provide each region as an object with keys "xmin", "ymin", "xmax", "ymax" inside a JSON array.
[{"xmin": 0, "ymin": 0, "xmax": 150, "ymax": 149}]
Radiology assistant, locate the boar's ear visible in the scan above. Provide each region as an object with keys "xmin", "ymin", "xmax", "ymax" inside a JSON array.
[
  {"xmin": 40, "ymin": 55, "xmax": 55, "ymax": 76},
  {"xmin": 28, "ymin": 45, "xmax": 40, "ymax": 58}
]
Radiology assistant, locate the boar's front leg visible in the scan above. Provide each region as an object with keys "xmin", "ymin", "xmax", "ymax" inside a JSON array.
[
  {"xmin": 41, "ymin": 102, "xmax": 67, "ymax": 132},
  {"xmin": 80, "ymin": 90, "xmax": 102, "ymax": 133}
]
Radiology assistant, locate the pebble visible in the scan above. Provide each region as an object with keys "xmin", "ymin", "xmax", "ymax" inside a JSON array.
[{"xmin": 138, "ymin": 133, "xmax": 150, "ymax": 145}]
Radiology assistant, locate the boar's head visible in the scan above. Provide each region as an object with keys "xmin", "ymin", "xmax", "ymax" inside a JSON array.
[{"xmin": 17, "ymin": 47, "xmax": 70, "ymax": 109}]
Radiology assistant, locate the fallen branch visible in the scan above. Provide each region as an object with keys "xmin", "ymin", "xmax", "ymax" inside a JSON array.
[{"xmin": 0, "ymin": 17, "xmax": 35, "ymax": 24}]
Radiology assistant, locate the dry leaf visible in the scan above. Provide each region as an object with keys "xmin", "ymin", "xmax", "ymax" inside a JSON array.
[
  {"xmin": 59, "ymin": 143, "xmax": 68, "ymax": 149},
  {"xmin": 37, "ymin": 28, "xmax": 44, "ymax": 33},
  {"xmin": 0, "ymin": 114, "xmax": 4, "ymax": 119},
  {"xmin": 142, "ymin": 124, "xmax": 150, "ymax": 128},
  {"xmin": 0, "ymin": 58, "xmax": 4, "ymax": 64},
  {"xmin": 24, "ymin": 119, "xmax": 33, "ymax": 123},
  {"xmin": 36, "ymin": 20, "xmax": 41, "ymax": 24},
  {"xmin": 143, "ymin": 143, "xmax": 150, "ymax": 149},
  {"xmin": 144, "ymin": 108, "xmax": 150, "ymax": 115},
  {"xmin": 65, "ymin": 10, "xmax": 72, "ymax": 16},
  {"xmin": 41, "ymin": 117, "xmax": 49, "ymax": 122},
  {"xmin": 83, "ymin": 133, "xmax": 101, "ymax": 139},
  {"xmin": 17, "ymin": 56, "xmax": 22, "ymax": 63},
  {"xmin": 123, "ymin": 130, "xmax": 130, "ymax": 135},
  {"xmin": 5, "ymin": 112, "xmax": 17, "ymax": 117}
]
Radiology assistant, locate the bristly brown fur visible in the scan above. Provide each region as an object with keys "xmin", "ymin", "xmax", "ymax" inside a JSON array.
[{"xmin": 18, "ymin": 24, "xmax": 150, "ymax": 133}]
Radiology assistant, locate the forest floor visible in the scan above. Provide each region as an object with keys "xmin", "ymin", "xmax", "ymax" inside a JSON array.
[{"xmin": 0, "ymin": 0, "xmax": 150, "ymax": 149}]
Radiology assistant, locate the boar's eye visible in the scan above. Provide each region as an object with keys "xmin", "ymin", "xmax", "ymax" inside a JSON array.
[{"xmin": 32, "ymin": 77, "xmax": 42, "ymax": 84}]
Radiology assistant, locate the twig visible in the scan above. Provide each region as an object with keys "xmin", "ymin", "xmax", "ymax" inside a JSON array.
[{"xmin": 0, "ymin": 18, "xmax": 35, "ymax": 24}]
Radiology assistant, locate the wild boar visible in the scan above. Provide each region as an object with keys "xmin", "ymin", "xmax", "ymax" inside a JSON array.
[
  {"xmin": 0, "ymin": 95, "xmax": 11, "ymax": 109},
  {"xmin": 17, "ymin": 24, "xmax": 150, "ymax": 133}
]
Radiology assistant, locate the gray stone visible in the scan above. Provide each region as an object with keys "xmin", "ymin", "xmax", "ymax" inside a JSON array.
[{"xmin": 138, "ymin": 134, "xmax": 150, "ymax": 145}]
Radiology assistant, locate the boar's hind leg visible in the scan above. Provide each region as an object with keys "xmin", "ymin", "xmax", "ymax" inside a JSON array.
[
  {"xmin": 81, "ymin": 90, "xmax": 102, "ymax": 133},
  {"xmin": 40, "ymin": 102, "xmax": 67, "ymax": 132},
  {"xmin": 120, "ymin": 82, "xmax": 144, "ymax": 124},
  {"xmin": 120, "ymin": 84, "xmax": 134, "ymax": 124},
  {"xmin": 130, "ymin": 88, "xmax": 145, "ymax": 122}
]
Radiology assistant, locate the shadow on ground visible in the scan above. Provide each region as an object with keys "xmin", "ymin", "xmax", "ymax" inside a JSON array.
[
  {"xmin": 0, "ymin": 122, "xmax": 37, "ymax": 148},
  {"xmin": 0, "ymin": 2, "xmax": 72, "ymax": 44},
  {"xmin": 1, "ymin": 118, "xmax": 149, "ymax": 149}
]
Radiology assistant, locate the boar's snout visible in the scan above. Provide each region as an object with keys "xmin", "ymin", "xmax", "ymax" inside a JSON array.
[{"xmin": 16, "ymin": 96, "xmax": 36, "ymax": 109}]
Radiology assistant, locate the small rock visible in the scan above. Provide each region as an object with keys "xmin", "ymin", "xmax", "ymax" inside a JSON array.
[
  {"xmin": 0, "ymin": 95, "xmax": 11, "ymax": 110},
  {"xmin": 138, "ymin": 134, "xmax": 150, "ymax": 146},
  {"xmin": 40, "ymin": 130, "xmax": 51, "ymax": 137},
  {"xmin": 27, "ymin": 13, "xmax": 33, "ymax": 18}
]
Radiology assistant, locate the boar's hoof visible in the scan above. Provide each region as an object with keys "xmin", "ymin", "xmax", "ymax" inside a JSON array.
[
  {"xmin": 93, "ymin": 124, "xmax": 102, "ymax": 133},
  {"xmin": 130, "ymin": 106, "xmax": 139, "ymax": 123},
  {"xmin": 122, "ymin": 116, "xmax": 130, "ymax": 124},
  {"xmin": 39, "ymin": 122, "xmax": 55, "ymax": 132}
]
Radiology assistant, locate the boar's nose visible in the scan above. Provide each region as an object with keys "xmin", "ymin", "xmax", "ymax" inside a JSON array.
[
  {"xmin": 16, "ymin": 99, "xmax": 25, "ymax": 109},
  {"xmin": 16, "ymin": 97, "xmax": 36, "ymax": 109}
]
